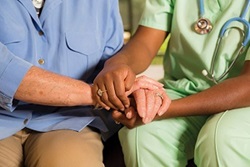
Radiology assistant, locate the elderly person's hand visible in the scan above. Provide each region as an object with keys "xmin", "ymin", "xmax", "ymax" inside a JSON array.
[
  {"xmin": 113, "ymin": 86, "xmax": 171, "ymax": 125},
  {"xmin": 130, "ymin": 87, "xmax": 171, "ymax": 124}
]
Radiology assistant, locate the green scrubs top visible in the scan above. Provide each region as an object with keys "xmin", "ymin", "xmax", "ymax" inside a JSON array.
[
  {"xmin": 119, "ymin": 2, "xmax": 250, "ymax": 167},
  {"xmin": 140, "ymin": 0, "xmax": 250, "ymax": 95}
]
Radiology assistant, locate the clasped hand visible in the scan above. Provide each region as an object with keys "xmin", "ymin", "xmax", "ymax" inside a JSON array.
[{"xmin": 92, "ymin": 64, "xmax": 171, "ymax": 127}]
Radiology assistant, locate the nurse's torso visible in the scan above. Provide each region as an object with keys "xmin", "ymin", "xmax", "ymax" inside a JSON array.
[{"xmin": 164, "ymin": 0, "xmax": 249, "ymax": 94}]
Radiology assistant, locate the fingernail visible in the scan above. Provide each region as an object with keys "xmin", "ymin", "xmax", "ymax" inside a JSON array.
[
  {"xmin": 140, "ymin": 111, "xmax": 145, "ymax": 118},
  {"xmin": 126, "ymin": 112, "xmax": 131, "ymax": 119},
  {"xmin": 158, "ymin": 110, "xmax": 163, "ymax": 116},
  {"xmin": 143, "ymin": 117, "xmax": 150, "ymax": 124},
  {"xmin": 105, "ymin": 106, "xmax": 110, "ymax": 110}
]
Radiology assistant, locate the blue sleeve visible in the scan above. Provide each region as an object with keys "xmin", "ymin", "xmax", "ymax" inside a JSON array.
[{"xmin": 0, "ymin": 44, "xmax": 32, "ymax": 112}]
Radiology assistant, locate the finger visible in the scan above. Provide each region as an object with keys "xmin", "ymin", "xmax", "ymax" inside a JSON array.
[
  {"xmin": 105, "ymin": 66, "xmax": 134, "ymax": 109},
  {"xmin": 93, "ymin": 70, "xmax": 126, "ymax": 110},
  {"xmin": 112, "ymin": 110, "xmax": 127, "ymax": 125},
  {"xmin": 124, "ymin": 106, "xmax": 137, "ymax": 119},
  {"xmin": 143, "ymin": 90, "xmax": 157, "ymax": 124},
  {"xmin": 158, "ymin": 91, "xmax": 171, "ymax": 116},
  {"xmin": 136, "ymin": 75, "xmax": 164, "ymax": 88},
  {"xmin": 122, "ymin": 70, "xmax": 136, "ymax": 107},
  {"xmin": 112, "ymin": 108, "xmax": 139, "ymax": 129},
  {"xmin": 103, "ymin": 79, "xmax": 126, "ymax": 111},
  {"xmin": 113, "ymin": 79, "xmax": 130, "ymax": 110},
  {"xmin": 133, "ymin": 89, "xmax": 147, "ymax": 118},
  {"xmin": 95, "ymin": 77, "xmax": 127, "ymax": 111},
  {"xmin": 152, "ymin": 91, "xmax": 163, "ymax": 118},
  {"xmin": 124, "ymin": 69, "xmax": 136, "ymax": 91},
  {"xmin": 128, "ymin": 77, "xmax": 163, "ymax": 94},
  {"xmin": 96, "ymin": 70, "xmax": 132, "ymax": 111},
  {"xmin": 91, "ymin": 83, "xmax": 110, "ymax": 110},
  {"xmin": 95, "ymin": 83, "xmax": 114, "ymax": 110}
]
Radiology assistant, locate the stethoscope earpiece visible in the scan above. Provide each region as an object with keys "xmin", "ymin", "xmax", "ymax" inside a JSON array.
[
  {"xmin": 202, "ymin": 69, "xmax": 208, "ymax": 76},
  {"xmin": 202, "ymin": 69, "xmax": 218, "ymax": 84}
]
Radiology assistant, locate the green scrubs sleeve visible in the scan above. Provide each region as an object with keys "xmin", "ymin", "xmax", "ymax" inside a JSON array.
[{"xmin": 139, "ymin": 0, "xmax": 174, "ymax": 31}]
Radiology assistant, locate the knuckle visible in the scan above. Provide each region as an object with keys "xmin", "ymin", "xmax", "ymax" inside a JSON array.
[
  {"xmin": 100, "ymin": 98, "xmax": 110, "ymax": 106},
  {"xmin": 107, "ymin": 94, "xmax": 117, "ymax": 102},
  {"xmin": 116, "ymin": 92, "xmax": 125, "ymax": 99}
]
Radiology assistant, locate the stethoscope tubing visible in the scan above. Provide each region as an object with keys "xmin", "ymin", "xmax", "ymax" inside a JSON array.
[
  {"xmin": 220, "ymin": 18, "xmax": 250, "ymax": 46},
  {"xmin": 200, "ymin": 0, "xmax": 250, "ymax": 84},
  {"xmin": 199, "ymin": 0, "xmax": 205, "ymax": 17}
]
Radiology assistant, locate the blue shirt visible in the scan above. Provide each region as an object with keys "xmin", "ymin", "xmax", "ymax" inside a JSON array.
[{"xmin": 0, "ymin": 0, "xmax": 123, "ymax": 140}]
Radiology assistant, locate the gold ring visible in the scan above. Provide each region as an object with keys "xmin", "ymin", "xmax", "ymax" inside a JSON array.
[
  {"xmin": 94, "ymin": 103, "xmax": 103, "ymax": 110},
  {"xmin": 97, "ymin": 89, "xmax": 107, "ymax": 97},
  {"xmin": 115, "ymin": 121, "xmax": 120, "ymax": 124},
  {"xmin": 155, "ymin": 92, "xmax": 164, "ymax": 100}
]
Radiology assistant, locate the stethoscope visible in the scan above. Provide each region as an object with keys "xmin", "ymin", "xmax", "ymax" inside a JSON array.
[{"xmin": 194, "ymin": 0, "xmax": 250, "ymax": 84}]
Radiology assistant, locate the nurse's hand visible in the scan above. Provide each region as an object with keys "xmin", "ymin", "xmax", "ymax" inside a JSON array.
[
  {"xmin": 112, "ymin": 101, "xmax": 143, "ymax": 129},
  {"xmin": 92, "ymin": 64, "xmax": 135, "ymax": 111},
  {"xmin": 93, "ymin": 65, "xmax": 164, "ymax": 111}
]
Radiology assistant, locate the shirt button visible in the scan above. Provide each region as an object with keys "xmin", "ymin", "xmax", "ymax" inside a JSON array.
[
  {"xmin": 38, "ymin": 31, "xmax": 44, "ymax": 36},
  {"xmin": 38, "ymin": 58, "xmax": 45, "ymax": 65},
  {"xmin": 23, "ymin": 118, "xmax": 28, "ymax": 124}
]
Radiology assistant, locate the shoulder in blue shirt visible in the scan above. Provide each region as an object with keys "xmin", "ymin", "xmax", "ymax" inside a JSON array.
[{"xmin": 0, "ymin": 0, "xmax": 124, "ymax": 140}]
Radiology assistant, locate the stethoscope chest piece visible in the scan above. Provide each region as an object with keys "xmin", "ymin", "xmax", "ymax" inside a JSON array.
[{"xmin": 194, "ymin": 18, "xmax": 213, "ymax": 34}]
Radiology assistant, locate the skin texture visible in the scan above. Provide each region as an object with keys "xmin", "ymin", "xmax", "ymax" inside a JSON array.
[
  {"xmin": 93, "ymin": 25, "xmax": 250, "ymax": 128},
  {"xmin": 15, "ymin": 66, "xmax": 95, "ymax": 107}
]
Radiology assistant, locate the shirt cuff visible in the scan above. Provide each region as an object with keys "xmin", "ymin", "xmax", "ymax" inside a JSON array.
[{"xmin": 0, "ymin": 56, "xmax": 32, "ymax": 111}]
